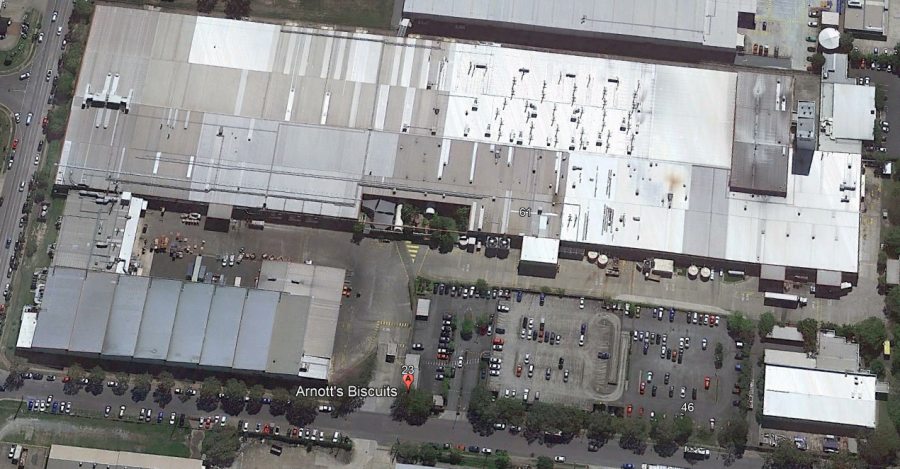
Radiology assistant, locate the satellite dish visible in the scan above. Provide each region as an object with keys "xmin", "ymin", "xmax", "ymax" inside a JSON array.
[{"xmin": 819, "ymin": 28, "xmax": 840, "ymax": 50}]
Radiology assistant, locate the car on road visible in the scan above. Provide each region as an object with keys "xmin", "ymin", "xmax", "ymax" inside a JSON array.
[
  {"xmin": 597, "ymin": 351, "xmax": 609, "ymax": 359},
  {"xmin": 318, "ymin": 405, "xmax": 334, "ymax": 413},
  {"xmin": 46, "ymin": 70, "xmax": 52, "ymax": 82},
  {"xmin": 170, "ymin": 412, "xmax": 176, "ymax": 425},
  {"xmin": 19, "ymin": 71, "xmax": 30, "ymax": 80},
  {"xmin": 554, "ymin": 456, "xmax": 566, "ymax": 463},
  {"xmin": 25, "ymin": 113, "xmax": 32, "ymax": 126},
  {"xmin": 118, "ymin": 405, "xmax": 125, "ymax": 418},
  {"xmin": 37, "ymin": 32, "xmax": 43, "ymax": 43},
  {"xmin": 626, "ymin": 404, "xmax": 632, "ymax": 416},
  {"xmin": 579, "ymin": 297, "xmax": 584, "ymax": 309},
  {"xmin": 701, "ymin": 338, "xmax": 708, "ymax": 350},
  {"xmin": 457, "ymin": 356, "xmax": 464, "ymax": 368},
  {"xmin": 411, "ymin": 343, "xmax": 423, "ymax": 351},
  {"xmin": 704, "ymin": 376, "xmax": 711, "ymax": 389},
  {"xmin": 57, "ymin": 26, "xmax": 63, "ymax": 36},
  {"xmin": 51, "ymin": 10, "xmax": 58, "ymax": 22},
  {"xmin": 639, "ymin": 382, "xmax": 645, "ymax": 394},
  {"xmin": 808, "ymin": 20, "xmax": 818, "ymax": 27},
  {"xmin": 11, "ymin": 138, "xmax": 17, "ymax": 150},
  {"xmin": 104, "ymin": 406, "xmax": 111, "ymax": 417}
]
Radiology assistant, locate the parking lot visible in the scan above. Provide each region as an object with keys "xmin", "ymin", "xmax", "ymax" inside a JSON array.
[
  {"xmin": 488, "ymin": 294, "xmax": 622, "ymax": 409},
  {"xmin": 619, "ymin": 307, "xmax": 741, "ymax": 428},
  {"xmin": 739, "ymin": 0, "xmax": 820, "ymax": 71}
]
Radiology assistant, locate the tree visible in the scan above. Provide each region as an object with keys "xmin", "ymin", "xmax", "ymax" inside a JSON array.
[
  {"xmin": 331, "ymin": 353, "xmax": 376, "ymax": 417},
  {"xmin": 871, "ymin": 360, "xmax": 886, "ymax": 378},
  {"xmin": 5, "ymin": 358, "xmax": 28, "ymax": 390},
  {"xmin": 854, "ymin": 317, "xmax": 887, "ymax": 361},
  {"xmin": 285, "ymin": 395, "xmax": 317, "ymax": 427},
  {"xmin": 63, "ymin": 364, "xmax": 85, "ymax": 394},
  {"xmin": 850, "ymin": 48, "xmax": 863, "ymax": 65},
  {"xmin": 475, "ymin": 278, "xmax": 489, "ymax": 295},
  {"xmin": 391, "ymin": 389, "xmax": 432, "ymax": 425},
  {"xmin": 460, "ymin": 318, "xmax": 474, "ymax": 341},
  {"xmin": 112, "ymin": 373, "xmax": 129, "ymax": 396},
  {"xmin": 223, "ymin": 0, "xmax": 251, "ymax": 19},
  {"xmin": 536, "ymin": 456, "xmax": 554, "ymax": 469},
  {"xmin": 839, "ymin": 32, "xmax": 855, "ymax": 53},
  {"xmin": 220, "ymin": 379, "xmax": 247, "ymax": 415},
  {"xmin": 47, "ymin": 106, "xmax": 69, "ymax": 140},
  {"xmin": 714, "ymin": 342, "xmax": 724, "ymax": 369},
  {"xmin": 797, "ymin": 318, "xmax": 819, "ymax": 352},
  {"xmin": 71, "ymin": 0, "xmax": 94, "ymax": 23},
  {"xmin": 585, "ymin": 412, "xmax": 616, "ymax": 443},
  {"xmin": 203, "ymin": 425, "xmax": 240, "ymax": 467},
  {"xmin": 765, "ymin": 440, "xmax": 815, "ymax": 469},
  {"xmin": 886, "ymin": 227, "xmax": 900, "ymax": 255},
  {"xmin": 154, "ymin": 372, "xmax": 175, "ymax": 405},
  {"xmin": 876, "ymin": 85, "xmax": 888, "ymax": 112},
  {"xmin": 418, "ymin": 444, "xmax": 438, "ymax": 466},
  {"xmin": 196, "ymin": 0, "xmax": 217, "ymax": 14},
  {"xmin": 672, "ymin": 415, "xmax": 693, "ymax": 445},
  {"xmin": 726, "ymin": 313, "xmax": 755, "ymax": 343},
  {"xmin": 390, "ymin": 441, "xmax": 420, "ymax": 463},
  {"xmin": 811, "ymin": 52, "xmax": 826, "ymax": 71},
  {"xmin": 269, "ymin": 387, "xmax": 293, "ymax": 416},
  {"xmin": 717, "ymin": 418, "xmax": 748, "ymax": 455},
  {"xmin": 758, "ymin": 312, "xmax": 776, "ymax": 339},
  {"xmin": 860, "ymin": 426, "xmax": 900, "ymax": 466},
  {"xmin": 650, "ymin": 418, "xmax": 678, "ymax": 456},
  {"xmin": 246, "ymin": 384, "xmax": 264, "ymax": 415},
  {"xmin": 86, "ymin": 366, "xmax": 105, "ymax": 395},
  {"xmin": 197, "ymin": 377, "xmax": 222, "ymax": 411},
  {"xmin": 887, "ymin": 286, "xmax": 900, "ymax": 321},
  {"xmin": 131, "ymin": 373, "xmax": 152, "ymax": 402},
  {"xmin": 427, "ymin": 216, "xmax": 458, "ymax": 253},
  {"xmin": 618, "ymin": 418, "xmax": 648, "ymax": 451}
]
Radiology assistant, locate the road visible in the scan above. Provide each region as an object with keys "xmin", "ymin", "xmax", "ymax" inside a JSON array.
[
  {"xmin": 1, "ymin": 377, "xmax": 766, "ymax": 468},
  {"xmin": 0, "ymin": 0, "xmax": 71, "ymax": 307}
]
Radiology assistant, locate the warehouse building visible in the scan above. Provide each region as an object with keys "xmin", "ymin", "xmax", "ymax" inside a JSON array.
[
  {"xmin": 18, "ymin": 261, "xmax": 344, "ymax": 380},
  {"xmin": 47, "ymin": 445, "xmax": 203, "ymax": 469},
  {"xmin": 57, "ymin": 7, "xmax": 861, "ymax": 282},
  {"xmin": 402, "ymin": 0, "xmax": 746, "ymax": 62}
]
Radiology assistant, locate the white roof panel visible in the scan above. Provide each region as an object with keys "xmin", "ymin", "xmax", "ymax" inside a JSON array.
[
  {"xmin": 832, "ymin": 84, "xmax": 876, "ymax": 140},
  {"xmin": 521, "ymin": 236, "xmax": 559, "ymax": 264},
  {"xmin": 763, "ymin": 365, "xmax": 876, "ymax": 428}
]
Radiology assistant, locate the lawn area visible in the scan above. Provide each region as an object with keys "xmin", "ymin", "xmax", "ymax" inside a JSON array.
[
  {"xmin": 1, "ymin": 406, "xmax": 191, "ymax": 457},
  {"xmin": 0, "ymin": 107, "xmax": 12, "ymax": 173},
  {"xmin": 107, "ymin": 0, "xmax": 395, "ymax": 29}
]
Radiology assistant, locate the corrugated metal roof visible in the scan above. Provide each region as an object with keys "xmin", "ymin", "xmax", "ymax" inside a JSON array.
[
  {"xmin": 31, "ymin": 267, "xmax": 86, "ymax": 351},
  {"xmin": 134, "ymin": 279, "xmax": 181, "ymax": 360},
  {"xmin": 266, "ymin": 295, "xmax": 310, "ymax": 375},
  {"xmin": 233, "ymin": 290, "xmax": 280, "ymax": 371},
  {"xmin": 403, "ymin": 0, "xmax": 739, "ymax": 49},
  {"xmin": 763, "ymin": 364, "xmax": 876, "ymax": 428},
  {"xmin": 760, "ymin": 264, "xmax": 786, "ymax": 281},
  {"xmin": 167, "ymin": 283, "xmax": 214, "ymax": 364},
  {"xmin": 68, "ymin": 271, "xmax": 118, "ymax": 353},
  {"xmin": 102, "ymin": 275, "xmax": 150, "ymax": 357},
  {"xmin": 199, "ymin": 286, "xmax": 246, "ymax": 368}
]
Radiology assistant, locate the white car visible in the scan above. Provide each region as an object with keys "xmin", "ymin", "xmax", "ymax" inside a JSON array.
[
  {"xmin": 808, "ymin": 20, "xmax": 818, "ymax": 27},
  {"xmin": 51, "ymin": 10, "xmax": 58, "ymax": 22},
  {"xmin": 37, "ymin": 32, "xmax": 43, "ymax": 43},
  {"xmin": 481, "ymin": 448, "xmax": 492, "ymax": 455},
  {"xmin": 169, "ymin": 412, "xmax": 176, "ymax": 425},
  {"xmin": 554, "ymin": 456, "xmax": 566, "ymax": 463},
  {"xmin": 579, "ymin": 297, "xmax": 584, "ymax": 309},
  {"xmin": 457, "ymin": 356, "xmax": 464, "ymax": 368},
  {"xmin": 56, "ymin": 26, "xmax": 62, "ymax": 36}
]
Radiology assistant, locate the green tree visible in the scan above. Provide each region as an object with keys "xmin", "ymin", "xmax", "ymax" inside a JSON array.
[
  {"xmin": 839, "ymin": 32, "xmax": 855, "ymax": 52},
  {"xmin": 618, "ymin": 418, "xmax": 648, "ymax": 451},
  {"xmin": 717, "ymin": 418, "xmax": 748, "ymax": 454},
  {"xmin": 758, "ymin": 312, "xmax": 776, "ymax": 339},
  {"xmin": 726, "ymin": 312, "xmax": 755, "ymax": 343},
  {"xmin": 418, "ymin": 444, "xmax": 438, "ymax": 465},
  {"xmin": 223, "ymin": 0, "xmax": 251, "ymax": 19},
  {"xmin": 86, "ymin": 366, "xmax": 105, "ymax": 395},
  {"xmin": 391, "ymin": 389, "xmax": 432, "ymax": 425},
  {"xmin": 112, "ymin": 373, "xmax": 129, "ymax": 396},
  {"xmin": 871, "ymin": 360, "xmax": 886, "ymax": 378},
  {"xmin": 811, "ymin": 52, "xmax": 826, "ymax": 71},
  {"xmin": 650, "ymin": 417, "xmax": 678, "ymax": 456},
  {"xmin": 460, "ymin": 318, "xmax": 474, "ymax": 340},
  {"xmin": 765, "ymin": 440, "xmax": 815, "ymax": 469},
  {"xmin": 203, "ymin": 425, "xmax": 241, "ymax": 467},
  {"xmin": 475, "ymin": 278, "xmax": 489, "ymax": 295},
  {"xmin": 886, "ymin": 227, "xmax": 900, "ymax": 255},
  {"xmin": 197, "ymin": 376, "xmax": 222, "ymax": 411},
  {"xmin": 391, "ymin": 441, "xmax": 419, "ymax": 463},
  {"xmin": 860, "ymin": 425, "xmax": 900, "ymax": 466},
  {"xmin": 876, "ymin": 85, "xmax": 888, "ymax": 111},
  {"xmin": 887, "ymin": 286, "xmax": 900, "ymax": 321},
  {"xmin": 246, "ymin": 384, "xmax": 264, "ymax": 414},
  {"xmin": 269, "ymin": 387, "xmax": 293, "ymax": 416},
  {"xmin": 714, "ymin": 342, "xmax": 724, "ymax": 369},
  {"xmin": 453, "ymin": 206, "xmax": 470, "ymax": 228},
  {"xmin": 536, "ymin": 456, "xmax": 554, "ymax": 469},
  {"xmin": 428, "ymin": 216, "xmax": 458, "ymax": 253},
  {"xmin": 63, "ymin": 364, "xmax": 85, "ymax": 394},
  {"xmin": 854, "ymin": 317, "xmax": 887, "ymax": 361},
  {"xmin": 494, "ymin": 452, "xmax": 511, "ymax": 469},
  {"xmin": 286, "ymin": 395, "xmax": 318, "ymax": 427},
  {"xmin": 196, "ymin": 0, "xmax": 217, "ymax": 13},
  {"xmin": 131, "ymin": 373, "xmax": 152, "ymax": 401},
  {"xmin": 672, "ymin": 415, "xmax": 693, "ymax": 445},
  {"xmin": 47, "ymin": 106, "xmax": 69, "ymax": 140},
  {"xmin": 797, "ymin": 318, "xmax": 819, "ymax": 352},
  {"xmin": 5, "ymin": 358, "xmax": 28, "ymax": 390},
  {"xmin": 850, "ymin": 49, "xmax": 863, "ymax": 64},
  {"xmin": 585, "ymin": 411, "xmax": 616, "ymax": 443},
  {"xmin": 221, "ymin": 379, "xmax": 247, "ymax": 415},
  {"xmin": 71, "ymin": 0, "xmax": 94, "ymax": 22}
]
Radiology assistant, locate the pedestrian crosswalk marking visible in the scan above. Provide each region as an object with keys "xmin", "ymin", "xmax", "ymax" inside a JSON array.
[
  {"xmin": 404, "ymin": 241, "xmax": 420, "ymax": 262},
  {"xmin": 377, "ymin": 320, "xmax": 410, "ymax": 328}
]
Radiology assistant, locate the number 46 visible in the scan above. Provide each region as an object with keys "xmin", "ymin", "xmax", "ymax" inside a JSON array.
[{"xmin": 681, "ymin": 403, "xmax": 694, "ymax": 412}]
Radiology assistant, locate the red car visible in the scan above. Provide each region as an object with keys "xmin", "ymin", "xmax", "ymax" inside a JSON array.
[
  {"xmin": 11, "ymin": 138, "xmax": 17, "ymax": 150},
  {"xmin": 704, "ymin": 376, "xmax": 711, "ymax": 390},
  {"xmin": 204, "ymin": 418, "xmax": 211, "ymax": 429},
  {"xmin": 639, "ymin": 382, "xmax": 645, "ymax": 395},
  {"xmin": 710, "ymin": 315, "xmax": 717, "ymax": 327},
  {"xmin": 262, "ymin": 424, "xmax": 270, "ymax": 434},
  {"xmin": 291, "ymin": 427, "xmax": 299, "ymax": 437},
  {"xmin": 62, "ymin": 376, "xmax": 71, "ymax": 383},
  {"xmin": 626, "ymin": 404, "xmax": 633, "ymax": 417},
  {"xmin": 41, "ymin": 116, "xmax": 48, "ymax": 128}
]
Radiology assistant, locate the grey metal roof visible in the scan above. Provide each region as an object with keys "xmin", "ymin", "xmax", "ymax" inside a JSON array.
[
  {"xmin": 403, "ymin": 0, "xmax": 740, "ymax": 49},
  {"xmin": 266, "ymin": 295, "xmax": 310, "ymax": 375},
  {"xmin": 68, "ymin": 271, "xmax": 118, "ymax": 353},
  {"xmin": 31, "ymin": 267, "xmax": 86, "ymax": 351},
  {"xmin": 199, "ymin": 286, "xmax": 246, "ymax": 368},
  {"xmin": 761, "ymin": 264, "xmax": 786, "ymax": 281},
  {"xmin": 134, "ymin": 278, "xmax": 181, "ymax": 360},
  {"xmin": 887, "ymin": 259, "xmax": 900, "ymax": 285},
  {"xmin": 102, "ymin": 275, "xmax": 150, "ymax": 357},
  {"xmin": 232, "ymin": 290, "xmax": 280, "ymax": 371},
  {"xmin": 167, "ymin": 283, "xmax": 214, "ymax": 364},
  {"xmin": 817, "ymin": 269, "xmax": 843, "ymax": 286}
]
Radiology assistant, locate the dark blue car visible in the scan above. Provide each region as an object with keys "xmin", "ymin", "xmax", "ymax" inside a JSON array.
[
  {"xmin": 539, "ymin": 292, "xmax": 545, "ymax": 306},
  {"xmin": 516, "ymin": 290, "xmax": 523, "ymax": 302},
  {"xmin": 669, "ymin": 308, "xmax": 675, "ymax": 322},
  {"xmin": 51, "ymin": 401, "xmax": 58, "ymax": 413}
]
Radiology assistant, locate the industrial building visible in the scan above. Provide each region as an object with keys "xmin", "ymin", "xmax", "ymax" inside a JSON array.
[
  {"xmin": 820, "ymin": 54, "xmax": 877, "ymax": 154},
  {"xmin": 17, "ymin": 260, "xmax": 344, "ymax": 380},
  {"xmin": 402, "ymin": 0, "xmax": 748, "ymax": 62},
  {"xmin": 47, "ymin": 445, "xmax": 203, "ymax": 469},
  {"xmin": 57, "ymin": 7, "xmax": 861, "ymax": 282},
  {"xmin": 843, "ymin": 0, "xmax": 887, "ymax": 38}
]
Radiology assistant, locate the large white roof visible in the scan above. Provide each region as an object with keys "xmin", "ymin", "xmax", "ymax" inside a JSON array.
[
  {"xmin": 520, "ymin": 236, "xmax": 560, "ymax": 264},
  {"xmin": 763, "ymin": 365, "xmax": 876, "ymax": 428},
  {"xmin": 403, "ymin": 0, "xmax": 740, "ymax": 49},
  {"xmin": 832, "ymin": 84, "xmax": 876, "ymax": 140}
]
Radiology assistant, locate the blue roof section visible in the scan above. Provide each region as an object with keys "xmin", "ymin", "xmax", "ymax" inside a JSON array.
[
  {"xmin": 102, "ymin": 275, "xmax": 150, "ymax": 357},
  {"xmin": 199, "ymin": 286, "xmax": 246, "ymax": 368},
  {"xmin": 167, "ymin": 282, "xmax": 214, "ymax": 364},
  {"xmin": 31, "ymin": 267, "xmax": 86, "ymax": 351},
  {"xmin": 68, "ymin": 271, "xmax": 118, "ymax": 353},
  {"xmin": 233, "ymin": 289, "xmax": 280, "ymax": 371},
  {"xmin": 134, "ymin": 278, "xmax": 181, "ymax": 360}
]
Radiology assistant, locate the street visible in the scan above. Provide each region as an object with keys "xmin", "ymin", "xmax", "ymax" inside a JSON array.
[
  {"xmin": 0, "ymin": 0, "xmax": 72, "ymax": 313},
  {"xmin": 0, "ymin": 376, "xmax": 766, "ymax": 468}
]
